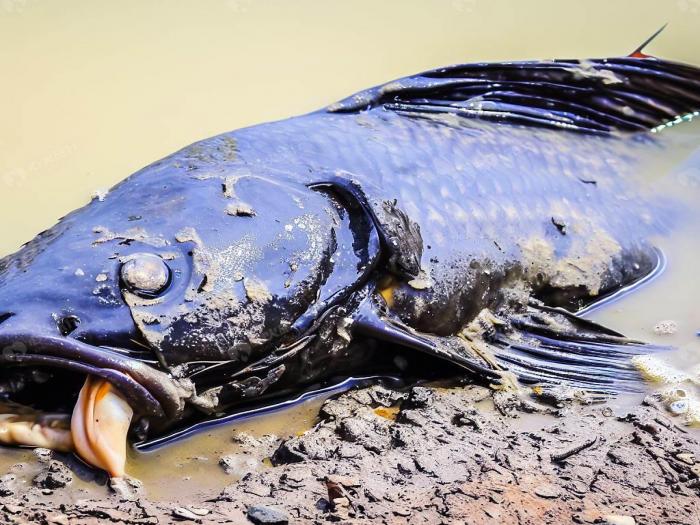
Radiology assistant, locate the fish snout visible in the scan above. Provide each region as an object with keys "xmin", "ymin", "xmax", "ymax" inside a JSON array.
[
  {"xmin": 0, "ymin": 306, "xmax": 191, "ymax": 474},
  {"xmin": 0, "ymin": 311, "xmax": 183, "ymax": 417},
  {"xmin": 0, "ymin": 309, "xmax": 187, "ymax": 446}
]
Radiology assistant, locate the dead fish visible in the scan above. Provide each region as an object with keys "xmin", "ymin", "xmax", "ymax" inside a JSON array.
[{"xmin": 1, "ymin": 51, "xmax": 700, "ymax": 477}]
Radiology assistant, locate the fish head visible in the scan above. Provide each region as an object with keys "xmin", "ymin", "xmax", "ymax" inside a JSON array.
[{"xmin": 0, "ymin": 159, "xmax": 379, "ymax": 437}]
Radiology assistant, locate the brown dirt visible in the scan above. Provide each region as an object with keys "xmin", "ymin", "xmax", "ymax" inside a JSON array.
[{"xmin": 1, "ymin": 383, "xmax": 699, "ymax": 524}]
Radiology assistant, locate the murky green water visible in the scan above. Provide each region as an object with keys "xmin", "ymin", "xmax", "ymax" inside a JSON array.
[{"xmin": 1, "ymin": 0, "xmax": 699, "ymax": 500}]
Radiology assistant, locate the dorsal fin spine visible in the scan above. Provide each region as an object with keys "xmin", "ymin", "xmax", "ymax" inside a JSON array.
[{"xmin": 629, "ymin": 23, "xmax": 668, "ymax": 59}]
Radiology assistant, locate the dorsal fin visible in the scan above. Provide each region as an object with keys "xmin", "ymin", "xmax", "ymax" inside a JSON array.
[
  {"xmin": 328, "ymin": 55, "xmax": 700, "ymax": 135},
  {"xmin": 629, "ymin": 24, "xmax": 667, "ymax": 58}
]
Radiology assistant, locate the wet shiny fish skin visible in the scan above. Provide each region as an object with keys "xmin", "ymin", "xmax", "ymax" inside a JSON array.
[
  {"xmin": 0, "ymin": 56, "xmax": 698, "ymax": 442},
  {"xmin": 229, "ymin": 112, "xmax": 664, "ymax": 334}
]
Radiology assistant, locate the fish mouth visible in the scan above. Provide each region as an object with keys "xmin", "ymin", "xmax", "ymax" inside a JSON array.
[
  {"xmin": 0, "ymin": 331, "xmax": 183, "ymax": 419},
  {"xmin": 0, "ymin": 328, "xmax": 186, "ymax": 476}
]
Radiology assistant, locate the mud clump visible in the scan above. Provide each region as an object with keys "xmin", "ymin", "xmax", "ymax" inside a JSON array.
[
  {"xmin": 246, "ymin": 505, "xmax": 289, "ymax": 524},
  {"xmin": 32, "ymin": 459, "xmax": 73, "ymax": 490},
  {"xmin": 0, "ymin": 474, "xmax": 17, "ymax": 497},
  {"xmin": 1, "ymin": 384, "xmax": 699, "ymax": 524},
  {"xmin": 29, "ymin": 448, "xmax": 74, "ymax": 491},
  {"xmin": 219, "ymin": 454, "xmax": 262, "ymax": 476}
]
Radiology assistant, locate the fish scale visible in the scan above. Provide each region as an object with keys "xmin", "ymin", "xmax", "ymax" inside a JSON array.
[{"xmin": 231, "ymin": 110, "xmax": 659, "ymax": 305}]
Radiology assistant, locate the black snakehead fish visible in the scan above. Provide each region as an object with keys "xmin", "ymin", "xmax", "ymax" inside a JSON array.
[{"xmin": 1, "ymin": 54, "xmax": 699, "ymax": 476}]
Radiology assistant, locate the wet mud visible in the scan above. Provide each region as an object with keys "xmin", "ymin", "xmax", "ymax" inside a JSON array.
[{"xmin": 1, "ymin": 382, "xmax": 698, "ymax": 524}]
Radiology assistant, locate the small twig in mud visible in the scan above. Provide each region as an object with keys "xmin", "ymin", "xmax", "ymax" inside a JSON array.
[
  {"xmin": 655, "ymin": 416, "xmax": 688, "ymax": 435},
  {"xmin": 550, "ymin": 437, "xmax": 598, "ymax": 462},
  {"xmin": 325, "ymin": 476, "xmax": 357, "ymax": 512}
]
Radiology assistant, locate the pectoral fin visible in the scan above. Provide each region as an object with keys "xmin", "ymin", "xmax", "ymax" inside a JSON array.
[
  {"xmin": 352, "ymin": 291, "xmax": 665, "ymax": 395},
  {"xmin": 351, "ymin": 293, "xmax": 504, "ymax": 383},
  {"xmin": 464, "ymin": 302, "xmax": 667, "ymax": 395}
]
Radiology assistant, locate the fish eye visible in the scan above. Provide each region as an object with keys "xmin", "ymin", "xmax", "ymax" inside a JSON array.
[{"xmin": 120, "ymin": 253, "xmax": 171, "ymax": 298}]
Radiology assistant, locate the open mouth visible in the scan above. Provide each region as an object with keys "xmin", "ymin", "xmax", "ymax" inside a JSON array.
[{"xmin": 0, "ymin": 323, "xmax": 185, "ymax": 477}]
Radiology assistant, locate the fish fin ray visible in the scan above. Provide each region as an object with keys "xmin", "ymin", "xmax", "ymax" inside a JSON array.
[
  {"xmin": 353, "ymin": 290, "xmax": 667, "ymax": 394},
  {"xmin": 329, "ymin": 55, "xmax": 700, "ymax": 134},
  {"xmin": 470, "ymin": 305, "xmax": 669, "ymax": 394}
]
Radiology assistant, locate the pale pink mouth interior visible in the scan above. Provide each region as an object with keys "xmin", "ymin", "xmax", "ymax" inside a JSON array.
[{"xmin": 0, "ymin": 375, "xmax": 133, "ymax": 478}]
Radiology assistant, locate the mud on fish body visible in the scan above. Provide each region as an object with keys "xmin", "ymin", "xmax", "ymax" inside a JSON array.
[{"xmin": 1, "ymin": 50, "xmax": 700, "ymax": 477}]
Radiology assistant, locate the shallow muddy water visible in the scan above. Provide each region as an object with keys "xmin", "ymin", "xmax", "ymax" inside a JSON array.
[
  {"xmin": 1, "ymin": 0, "xmax": 700, "ymax": 501},
  {"xmin": 0, "ymin": 389, "xmax": 328, "ymax": 502},
  {"xmin": 129, "ymin": 388, "xmax": 327, "ymax": 501}
]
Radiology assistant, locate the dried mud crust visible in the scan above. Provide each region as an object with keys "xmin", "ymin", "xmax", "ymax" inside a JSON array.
[{"xmin": 1, "ymin": 384, "xmax": 700, "ymax": 524}]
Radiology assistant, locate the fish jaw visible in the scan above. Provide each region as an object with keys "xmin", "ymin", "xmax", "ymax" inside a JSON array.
[
  {"xmin": 0, "ymin": 377, "xmax": 134, "ymax": 477},
  {"xmin": 0, "ymin": 326, "xmax": 186, "ymax": 419},
  {"xmin": 0, "ymin": 320, "xmax": 190, "ymax": 476}
]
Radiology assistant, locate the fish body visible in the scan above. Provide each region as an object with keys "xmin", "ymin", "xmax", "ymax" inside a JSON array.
[
  {"xmin": 1, "ymin": 56, "xmax": 699, "ymax": 472},
  {"xmin": 225, "ymin": 108, "xmax": 661, "ymax": 330}
]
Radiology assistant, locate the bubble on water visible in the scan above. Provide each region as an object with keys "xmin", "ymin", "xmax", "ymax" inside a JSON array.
[
  {"xmin": 669, "ymin": 399, "xmax": 689, "ymax": 415},
  {"xmin": 631, "ymin": 355, "xmax": 694, "ymax": 384},
  {"xmin": 653, "ymin": 319, "xmax": 678, "ymax": 335},
  {"xmin": 659, "ymin": 386, "xmax": 700, "ymax": 425}
]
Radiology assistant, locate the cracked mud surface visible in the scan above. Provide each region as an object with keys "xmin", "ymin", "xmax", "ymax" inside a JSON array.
[{"xmin": 1, "ymin": 383, "xmax": 699, "ymax": 524}]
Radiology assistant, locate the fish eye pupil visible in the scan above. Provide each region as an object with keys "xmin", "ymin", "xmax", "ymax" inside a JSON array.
[{"xmin": 120, "ymin": 253, "xmax": 171, "ymax": 298}]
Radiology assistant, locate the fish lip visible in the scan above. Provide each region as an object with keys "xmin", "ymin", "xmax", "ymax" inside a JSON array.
[{"xmin": 0, "ymin": 331, "xmax": 185, "ymax": 421}]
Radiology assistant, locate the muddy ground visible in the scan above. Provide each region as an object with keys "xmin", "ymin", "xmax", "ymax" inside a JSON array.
[{"xmin": 0, "ymin": 382, "xmax": 699, "ymax": 525}]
